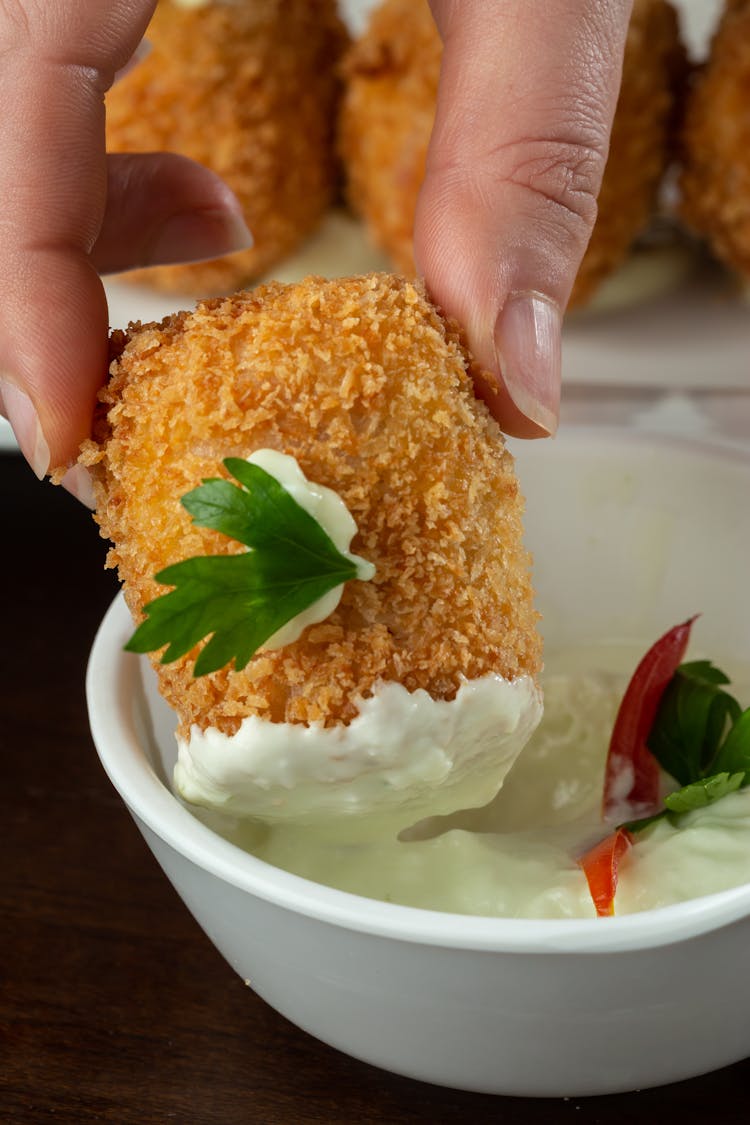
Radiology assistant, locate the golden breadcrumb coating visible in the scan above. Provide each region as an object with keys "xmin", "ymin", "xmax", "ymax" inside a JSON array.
[
  {"xmin": 339, "ymin": 0, "xmax": 684, "ymax": 308},
  {"xmin": 81, "ymin": 274, "xmax": 541, "ymax": 738},
  {"xmin": 680, "ymin": 0, "xmax": 750, "ymax": 281},
  {"xmin": 106, "ymin": 0, "xmax": 347, "ymax": 295}
]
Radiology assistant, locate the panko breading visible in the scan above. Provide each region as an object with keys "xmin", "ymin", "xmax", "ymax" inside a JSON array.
[
  {"xmin": 680, "ymin": 0, "xmax": 750, "ymax": 282},
  {"xmin": 339, "ymin": 0, "xmax": 684, "ymax": 308},
  {"xmin": 81, "ymin": 274, "xmax": 541, "ymax": 739},
  {"xmin": 106, "ymin": 0, "xmax": 347, "ymax": 295}
]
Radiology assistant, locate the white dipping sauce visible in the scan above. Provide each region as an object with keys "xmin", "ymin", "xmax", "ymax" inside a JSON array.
[
  {"xmin": 189, "ymin": 647, "xmax": 750, "ymax": 918},
  {"xmin": 176, "ymin": 674, "xmax": 542, "ymax": 825}
]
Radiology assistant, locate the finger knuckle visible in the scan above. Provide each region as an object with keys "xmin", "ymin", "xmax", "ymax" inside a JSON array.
[{"xmin": 497, "ymin": 135, "xmax": 603, "ymax": 233}]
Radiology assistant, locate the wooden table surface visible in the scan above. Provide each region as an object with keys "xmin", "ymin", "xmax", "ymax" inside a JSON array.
[{"xmin": 3, "ymin": 449, "xmax": 749, "ymax": 1124}]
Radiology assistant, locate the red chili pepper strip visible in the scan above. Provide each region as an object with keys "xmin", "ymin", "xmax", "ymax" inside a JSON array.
[
  {"xmin": 602, "ymin": 616, "xmax": 698, "ymax": 820},
  {"xmin": 579, "ymin": 828, "xmax": 633, "ymax": 917}
]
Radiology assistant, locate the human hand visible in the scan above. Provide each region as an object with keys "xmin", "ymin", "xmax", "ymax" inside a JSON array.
[
  {"xmin": 0, "ymin": 1, "xmax": 252, "ymax": 496},
  {"xmin": 415, "ymin": 0, "xmax": 634, "ymax": 437}
]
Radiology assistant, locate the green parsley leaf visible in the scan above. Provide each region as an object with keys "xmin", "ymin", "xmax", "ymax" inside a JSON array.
[
  {"xmin": 125, "ymin": 458, "xmax": 372, "ymax": 676},
  {"xmin": 646, "ymin": 660, "xmax": 742, "ymax": 786},
  {"xmin": 620, "ymin": 655, "xmax": 750, "ymax": 837},
  {"xmin": 624, "ymin": 768, "xmax": 748, "ymax": 835},
  {"xmin": 663, "ymin": 771, "xmax": 746, "ymax": 816},
  {"xmin": 711, "ymin": 707, "xmax": 750, "ymax": 778},
  {"xmin": 597, "ymin": 628, "xmax": 750, "ymax": 914}
]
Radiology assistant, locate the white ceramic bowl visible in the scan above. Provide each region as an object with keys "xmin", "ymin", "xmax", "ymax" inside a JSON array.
[{"xmin": 87, "ymin": 428, "xmax": 750, "ymax": 1097}]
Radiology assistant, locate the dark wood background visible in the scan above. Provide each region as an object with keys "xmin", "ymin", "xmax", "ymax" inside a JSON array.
[{"xmin": 3, "ymin": 449, "xmax": 749, "ymax": 1124}]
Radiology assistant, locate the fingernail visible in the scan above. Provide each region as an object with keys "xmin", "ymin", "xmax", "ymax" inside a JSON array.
[
  {"xmin": 494, "ymin": 291, "xmax": 561, "ymax": 436},
  {"xmin": 61, "ymin": 464, "xmax": 97, "ymax": 510},
  {"xmin": 0, "ymin": 378, "xmax": 50, "ymax": 478},
  {"xmin": 147, "ymin": 199, "xmax": 254, "ymax": 267},
  {"xmin": 113, "ymin": 39, "xmax": 152, "ymax": 85}
]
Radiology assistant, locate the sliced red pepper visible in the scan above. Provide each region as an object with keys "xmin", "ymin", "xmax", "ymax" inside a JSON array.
[
  {"xmin": 578, "ymin": 828, "xmax": 633, "ymax": 917},
  {"xmin": 602, "ymin": 616, "xmax": 698, "ymax": 821}
]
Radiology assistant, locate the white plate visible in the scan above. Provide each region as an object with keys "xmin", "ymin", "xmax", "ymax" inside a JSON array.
[
  {"xmin": 104, "ymin": 229, "xmax": 750, "ymax": 393},
  {"xmin": 0, "ymin": 417, "xmax": 14, "ymax": 451},
  {"xmin": 563, "ymin": 252, "xmax": 750, "ymax": 390}
]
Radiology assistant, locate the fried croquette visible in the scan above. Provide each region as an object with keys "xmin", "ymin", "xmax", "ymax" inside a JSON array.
[
  {"xmin": 106, "ymin": 0, "xmax": 347, "ymax": 295},
  {"xmin": 680, "ymin": 0, "xmax": 750, "ymax": 282},
  {"xmin": 338, "ymin": 0, "xmax": 684, "ymax": 308},
  {"xmin": 80, "ymin": 273, "xmax": 541, "ymax": 740}
]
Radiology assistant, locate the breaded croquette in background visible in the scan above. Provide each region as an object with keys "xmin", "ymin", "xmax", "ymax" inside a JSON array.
[
  {"xmin": 106, "ymin": 0, "xmax": 347, "ymax": 295},
  {"xmin": 680, "ymin": 0, "xmax": 750, "ymax": 284},
  {"xmin": 339, "ymin": 0, "xmax": 685, "ymax": 309},
  {"xmin": 80, "ymin": 274, "xmax": 541, "ymax": 740},
  {"xmin": 339, "ymin": 0, "xmax": 440, "ymax": 283}
]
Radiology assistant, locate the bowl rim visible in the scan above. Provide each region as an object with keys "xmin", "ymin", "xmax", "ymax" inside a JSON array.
[{"xmin": 87, "ymin": 428, "xmax": 750, "ymax": 956}]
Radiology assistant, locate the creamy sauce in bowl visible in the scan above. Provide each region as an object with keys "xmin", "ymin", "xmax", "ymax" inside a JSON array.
[
  {"xmin": 189, "ymin": 647, "xmax": 750, "ymax": 918},
  {"xmin": 176, "ymin": 673, "xmax": 542, "ymax": 826}
]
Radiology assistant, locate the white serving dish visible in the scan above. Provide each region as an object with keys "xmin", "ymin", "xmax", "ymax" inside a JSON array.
[{"xmin": 87, "ymin": 428, "xmax": 750, "ymax": 1097}]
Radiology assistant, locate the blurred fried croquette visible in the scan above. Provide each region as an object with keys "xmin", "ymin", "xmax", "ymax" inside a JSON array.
[
  {"xmin": 680, "ymin": 0, "xmax": 750, "ymax": 282},
  {"xmin": 106, "ymin": 0, "xmax": 347, "ymax": 295},
  {"xmin": 80, "ymin": 273, "xmax": 541, "ymax": 738},
  {"xmin": 339, "ymin": 0, "xmax": 684, "ymax": 308}
]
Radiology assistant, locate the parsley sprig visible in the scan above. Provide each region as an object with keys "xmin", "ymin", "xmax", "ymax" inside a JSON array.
[
  {"xmin": 625, "ymin": 659, "xmax": 750, "ymax": 833},
  {"xmin": 581, "ymin": 628, "xmax": 750, "ymax": 915},
  {"xmin": 125, "ymin": 458, "xmax": 373, "ymax": 676}
]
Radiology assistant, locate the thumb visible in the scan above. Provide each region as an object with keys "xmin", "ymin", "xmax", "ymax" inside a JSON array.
[{"xmin": 415, "ymin": 0, "xmax": 633, "ymax": 437}]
